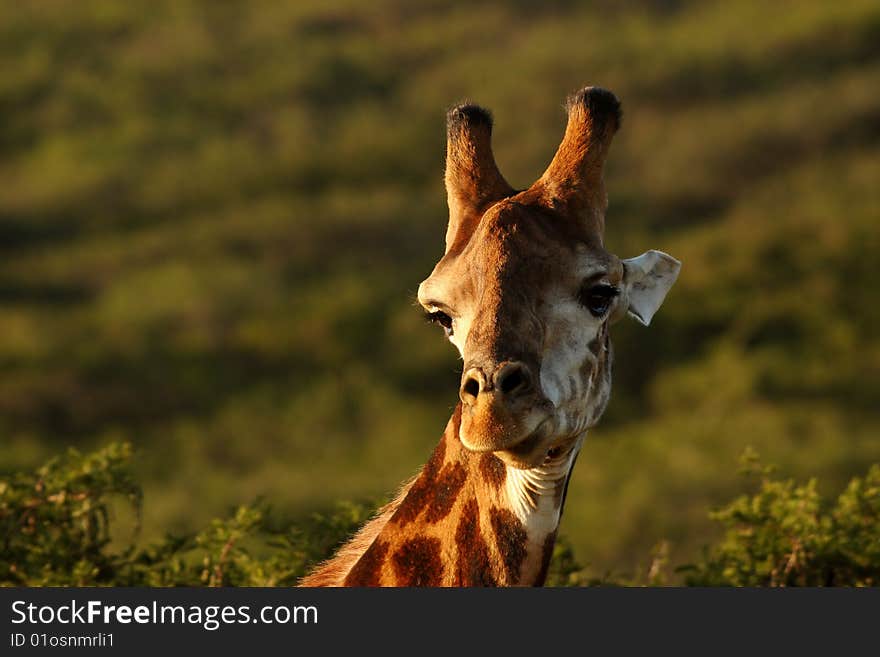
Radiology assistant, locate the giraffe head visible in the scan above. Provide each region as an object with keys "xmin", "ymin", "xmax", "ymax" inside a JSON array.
[{"xmin": 418, "ymin": 87, "xmax": 680, "ymax": 469}]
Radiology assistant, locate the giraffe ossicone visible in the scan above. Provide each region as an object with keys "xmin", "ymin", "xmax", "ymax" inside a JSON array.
[{"xmin": 299, "ymin": 86, "xmax": 681, "ymax": 587}]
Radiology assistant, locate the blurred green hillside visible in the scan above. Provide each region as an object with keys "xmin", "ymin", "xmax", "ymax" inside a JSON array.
[{"xmin": 1, "ymin": 0, "xmax": 878, "ymax": 579}]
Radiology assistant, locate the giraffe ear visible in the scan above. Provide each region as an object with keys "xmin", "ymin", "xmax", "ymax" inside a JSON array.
[{"xmin": 621, "ymin": 250, "xmax": 681, "ymax": 326}]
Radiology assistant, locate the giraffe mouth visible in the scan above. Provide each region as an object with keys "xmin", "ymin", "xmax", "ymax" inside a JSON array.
[
  {"xmin": 504, "ymin": 429, "xmax": 547, "ymax": 460},
  {"xmin": 470, "ymin": 417, "xmax": 556, "ymax": 469},
  {"xmin": 498, "ymin": 420, "xmax": 584, "ymax": 469},
  {"xmin": 458, "ymin": 400, "xmax": 551, "ymax": 455}
]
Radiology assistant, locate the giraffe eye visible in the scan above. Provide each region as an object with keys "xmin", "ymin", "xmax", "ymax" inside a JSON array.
[
  {"xmin": 425, "ymin": 310, "xmax": 454, "ymax": 336},
  {"xmin": 579, "ymin": 284, "xmax": 619, "ymax": 318}
]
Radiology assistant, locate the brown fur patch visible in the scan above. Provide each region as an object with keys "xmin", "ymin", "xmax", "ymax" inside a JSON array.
[
  {"xmin": 489, "ymin": 507, "xmax": 528, "ymax": 583},
  {"xmin": 453, "ymin": 498, "xmax": 496, "ymax": 586},
  {"xmin": 479, "ymin": 453, "xmax": 506, "ymax": 489},
  {"xmin": 535, "ymin": 531, "xmax": 557, "ymax": 586},
  {"xmin": 392, "ymin": 537, "xmax": 443, "ymax": 586},
  {"xmin": 585, "ymin": 326, "xmax": 605, "ymax": 377},
  {"xmin": 343, "ymin": 539, "xmax": 389, "ymax": 587},
  {"xmin": 391, "ymin": 438, "xmax": 446, "ymax": 527},
  {"xmin": 424, "ymin": 461, "xmax": 468, "ymax": 524},
  {"xmin": 586, "ymin": 332, "xmax": 612, "ymax": 425}
]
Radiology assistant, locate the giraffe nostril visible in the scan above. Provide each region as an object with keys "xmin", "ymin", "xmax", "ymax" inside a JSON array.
[
  {"xmin": 496, "ymin": 362, "xmax": 531, "ymax": 396},
  {"xmin": 499, "ymin": 368, "xmax": 524, "ymax": 394},
  {"xmin": 461, "ymin": 375, "xmax": 481, "ymax": 404},
  {"xmin": 464, "ymin": 377, "xmax": 480, "ymax": 398}
]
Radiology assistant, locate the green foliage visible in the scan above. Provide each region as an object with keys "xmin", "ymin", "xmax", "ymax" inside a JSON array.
[
  {"xmin": 4, "ymin": 444, "xmax": 878, "ymax": 586},
  {"xmin": 682, "ymin": 452, "xmax": 880, "ymax": 586},
  {"xmin": 544, "ymin": 536, "xmax": 589, "ymax": 587},
  {"xmin": 1, "ymin": 444, "xmax": 372, "ymax": 586},
  {"xmin": 547, "ymin": 537, "xmax": 674, "ymax": 587},
  {"xmin": 0, "ymin": 443, "xmax": 141, "ymax": 585}
]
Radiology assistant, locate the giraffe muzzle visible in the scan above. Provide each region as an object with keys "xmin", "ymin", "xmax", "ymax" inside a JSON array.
[{"xmin": 457, "ymin": 361, "xmax": 552, "ymax": 460}]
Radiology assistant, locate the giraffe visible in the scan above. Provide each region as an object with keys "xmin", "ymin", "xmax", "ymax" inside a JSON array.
[{"xmin": 299, "ymin": 86, "xmax": 681, "ymax": 586}]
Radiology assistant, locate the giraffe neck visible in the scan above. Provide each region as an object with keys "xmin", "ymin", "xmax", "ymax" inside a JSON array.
[{"xmin": 301, "ymin": 404, "xmax": 582, "ymax": 587}]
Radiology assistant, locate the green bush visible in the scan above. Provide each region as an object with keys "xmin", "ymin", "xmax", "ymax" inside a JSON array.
[
  {"xmin": 0, "ymin": 443, "xmax": 373, "ymax": 586},
  {"xmin": 2, "ymin": 444, "xmax": 878, "ymax": 586},
  {"xmin": 681, "ymin": 450, "xmax": 880, "ymax": 586}
]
